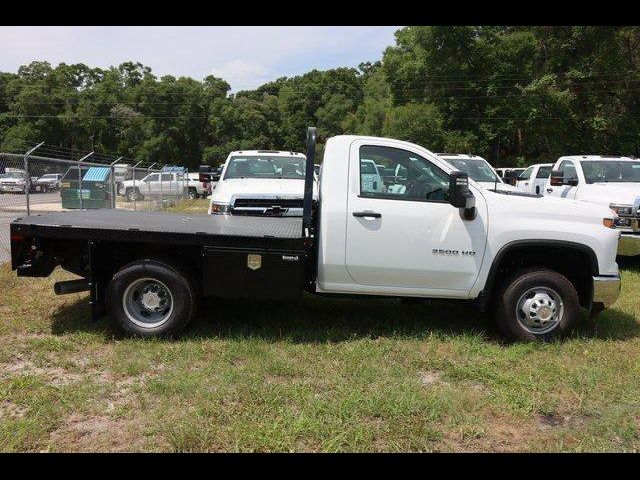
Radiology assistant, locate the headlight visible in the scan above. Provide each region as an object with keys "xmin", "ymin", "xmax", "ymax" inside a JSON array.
[
  {"xmin": 210, "ymin": 202, "xmax": 230, "ymax": 214},
  {"xmin": 609, "ymin": 203, "xmax": 635, "ymax": 216}
]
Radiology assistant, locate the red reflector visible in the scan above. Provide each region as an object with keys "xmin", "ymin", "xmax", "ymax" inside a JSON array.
[{"xmin": 10, "ymin": 234, "xmax": 25, "ymax": 242}]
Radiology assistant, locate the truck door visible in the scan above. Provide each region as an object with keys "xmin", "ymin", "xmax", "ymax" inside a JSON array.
[
  {"xmin": 345, "ymin": 140, "xmax": 488, "ymax": 293},
  {"xmin": 546, "ymin": 160, "xmax": 579, "ymax": 199},
  {"xmin": 516, "ymin": 166, "xmax": 534, "ymax": 193}
]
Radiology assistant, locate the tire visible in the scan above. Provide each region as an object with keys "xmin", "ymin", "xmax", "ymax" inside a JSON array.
[
  {"xmin": 493, "ymin": 268, "xmax": 580, "ymax": 342},
  {"xmin": 106, "ymin": 260, "xmax": 197, "ymax": 337},
  {"xmin": 126, "ymin": 188, "xmax": 142, "ymax": 202},
  {"xmin": 187, "ymin": 187, "xmax": 197, "ymax": 200}
]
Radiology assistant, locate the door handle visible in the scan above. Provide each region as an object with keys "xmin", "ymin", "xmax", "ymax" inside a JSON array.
[
  {"xmin": 353, "ymin": 211, "xmax": 382, "ymax": 219},
  {"xmin": 546, "ymin": 188, "xmax": 554, "ymax": 193}
]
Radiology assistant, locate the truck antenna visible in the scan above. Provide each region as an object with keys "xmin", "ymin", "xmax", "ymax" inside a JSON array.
[{"xmin": 302, "ymin": 127, "xmax": 317, "ymax": 236}]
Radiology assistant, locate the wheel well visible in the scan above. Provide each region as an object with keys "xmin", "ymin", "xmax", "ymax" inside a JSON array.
[
  {"xmin": 482, "ymin": 242, "xmax": 596, "ymax": 310},
  {"xmin": 90, "ymin": 242, "xmax": 203, "ymax": 296}
]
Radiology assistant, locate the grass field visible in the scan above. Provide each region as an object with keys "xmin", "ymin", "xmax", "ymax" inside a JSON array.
[{"xmin": 1, "ymin": 202, "xmax": 639, "ymax": 451}]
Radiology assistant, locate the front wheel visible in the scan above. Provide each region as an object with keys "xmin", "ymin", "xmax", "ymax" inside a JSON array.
[
  {"xmin": 186, "ymin": 187, "xmax": 198, "ymax": 200},
  {"xmin": 126, "ymin": 188, "xmax": 143, "ymax": 202},
  {"xmin": 106, "ymin": 260, "xmax": 197, "ymax": 337},
  {"xmin": 493, "ymin": 268, "xmax": 580, "ymax": 341}
]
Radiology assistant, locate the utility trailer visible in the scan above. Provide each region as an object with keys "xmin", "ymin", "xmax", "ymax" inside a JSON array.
[{"xmin": 10, "ymin": 128, "xmax": 621, "ymax": 341}]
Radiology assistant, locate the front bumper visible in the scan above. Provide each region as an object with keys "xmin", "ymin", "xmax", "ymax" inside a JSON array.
[
  {"xmin": 592, "ymin": 274, "xmax": 621, "ymax": 310},
  {"xmin": 618, "ymin": 232, "xmax": 640, "ymax": 256},
  {"xmin": 0, "ymin": 184, "xmax": 25, "ymax": 192}
]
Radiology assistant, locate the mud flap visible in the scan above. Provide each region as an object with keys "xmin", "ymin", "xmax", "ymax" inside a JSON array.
[{"xmin": 88, "ymin": 241, "xmax": 105, "ymax": 322}]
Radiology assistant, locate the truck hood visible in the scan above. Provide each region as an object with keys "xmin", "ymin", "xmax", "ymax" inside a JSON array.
[
  {"xmin": 0, "ymin": 177, "xmax": 25, "ymax": 184},
  {"xmin": 576, "ymin": 182, "xmax": 640, "ymax": 207},
  {"xmin": 212, "ymin": 178, "xmax": 318, "ymax": 203},
  {"xmin": 483, "ymin": 187, "xmax": 614, "ymax": 222}
]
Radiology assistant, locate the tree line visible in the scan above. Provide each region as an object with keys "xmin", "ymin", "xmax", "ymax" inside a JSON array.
[{"xmin": 1, "ymin": 26, "xmax": 639, "ymax": 169}]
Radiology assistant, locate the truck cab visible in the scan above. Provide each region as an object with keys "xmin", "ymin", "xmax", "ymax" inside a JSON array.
[
  {"xmin": 515, "ymin": 163, "xmax": 553, "ymax": 195},
  {"xmin": 545, "ymin": 155, "xmax": 640, "ymax": 255}
]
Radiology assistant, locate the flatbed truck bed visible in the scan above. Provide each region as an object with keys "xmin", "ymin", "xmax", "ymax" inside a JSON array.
[{"xmin": 11, "ymin": 209, "xmax": 304, "ymax": 246}]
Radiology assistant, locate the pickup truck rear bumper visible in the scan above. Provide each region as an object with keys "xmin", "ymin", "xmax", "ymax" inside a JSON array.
[
  {"xmin": 592, "ymin": 275, "xmax": 621, "ymax": 310},
  {"xmin": 618, "ymin": 232, "xmax": 640, "ymax": 256}
]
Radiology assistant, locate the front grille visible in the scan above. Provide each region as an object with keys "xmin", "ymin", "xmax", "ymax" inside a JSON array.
[{"xmin": 233, "ymin": 198, "xmax": 303, "ymax": 209}]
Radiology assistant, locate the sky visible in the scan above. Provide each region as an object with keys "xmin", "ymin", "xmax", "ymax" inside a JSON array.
[{"xmin": 0, "ymin": 26, "xmax": 401, "ymax": 91}]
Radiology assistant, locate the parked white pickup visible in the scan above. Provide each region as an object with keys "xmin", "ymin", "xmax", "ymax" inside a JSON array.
[
  {"xmin": 437, "ymin": 154, "xmax": 518, "ymax": 192},
  {"xmin": 209, "ymin": 150, "xmax": 318, "ymax": 216},
  {"xmin": 515, "ymin": 163, "xmax": 553, "ymax": 195},
  {"xmin": 119, "ymin": 172, "xmax": 186, "ymax": 202},
  {"xmin": 545, "ymin": 155, "xmax": 640, "ymax": 255}
]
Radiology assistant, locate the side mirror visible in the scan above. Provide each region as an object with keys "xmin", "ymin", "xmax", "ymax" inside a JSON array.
[
  {"xmin": 504, "ymin": 170, "xmax": 518, "ymax": 184},
  {"xmin": 199, "ymin": 164, "xmax": 212, "ymax": 183},
  {"xmin": 550, "ymin": 170, "xmax": 564, "ymax": 186},
  {"xmin": 449, "ymin": 172, "xmax": 475, "ymax": 209}
]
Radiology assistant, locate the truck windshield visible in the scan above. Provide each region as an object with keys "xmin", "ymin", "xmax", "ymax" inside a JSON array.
[
  {"xmin": 443, "ymin": 158, "xmax": 500, "ymax": 183},
  {"xmin": 224, "ymin": 156, "xmax": 306, "ymax": 180},
  {"xmin": 581, "ymin": 160, "xmax": 640, "ymax": 183},
  {"xmin": 2, "ymin": 172, "xmax": 23, "ymax": 179}
]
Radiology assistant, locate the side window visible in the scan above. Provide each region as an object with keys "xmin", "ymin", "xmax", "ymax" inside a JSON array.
[
  {"xmin": 145, "ymin": 174, "xmax": 159, "ymax": 182},
  {"xmin": 536, "ymin": 166, "xmax": 552, "ymax": 179},
  {"xmin": 519, "ymin": 166, "xmax": 533, "ymax": 180},
  {"xmin": 161, "ymin": 173, "xmax": 172, "ymax": 182},
  {"xmin": 559, "ymin": 161, "xmax": 578, "ymax": 180},
  {"xmin": 359, "ymin": 145, "xmax": 450, "ymax": 203}
]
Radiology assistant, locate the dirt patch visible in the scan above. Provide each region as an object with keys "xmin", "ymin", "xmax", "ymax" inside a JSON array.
[
  {"xmin": 536, "ymin": 412, "xmax": 593, "ymax": 430},
  {"xmin": 48, "ymin": 413, "xmax": 149, "ymax": 452},
  {"xmin": 418, "ymin": 370, "xmax": 442, "ymax": 386},
  {"xmin": 0, "ymin": 400, "xmax": 28, "ymax": 420},
  {"xmin": 443, "ymin": 415, "xmax": 540, "ymax": 452},
  {"xmin": 0, "ymin": 359, "xmax": 83, "ymax": 387}
]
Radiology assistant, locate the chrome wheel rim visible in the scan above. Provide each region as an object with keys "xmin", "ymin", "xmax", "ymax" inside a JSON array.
[
  {"xmin": 515, "ymin": 286, "xmax": 564, "ymax": 335},
  {"xmin": 128, "ymin": 190, "xmax": 137, "ymax": 201},
  {"xmin": 122, "ymin": 278, "xmax": 173, "ymax": 328}
]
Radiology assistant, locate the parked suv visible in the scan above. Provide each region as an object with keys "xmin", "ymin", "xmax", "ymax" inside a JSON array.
[{"xmin": 33, "ymin": 173, "xmax": 63, "ymax": 193}]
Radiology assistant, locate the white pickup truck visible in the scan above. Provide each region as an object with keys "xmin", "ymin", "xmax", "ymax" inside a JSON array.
[
  {"xmin": 11, "ymin": 128, "xmax": 621, "ymax": 341},
  {"xmin": 545, "ymin": 155, "xmax": 640, "ymax": 255},
  {"xmin": 516, "ymin": 163, "xmax": 553, "ymax": 195},
  {"xmin": 119, "ymin": 172, "xmax": 206, "ymax": 201},
  {"xmin": 208, "ymin": 150, "xmax": 316, "ymax": 216},
  {"xmin": 437, "ymin": 154, "xmax": 518, "ymax": 192}
]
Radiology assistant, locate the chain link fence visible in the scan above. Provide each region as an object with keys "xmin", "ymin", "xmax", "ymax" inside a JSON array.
[{"xmin": 1, "ymin": 142, "xmax": 205, "ymax": 263}]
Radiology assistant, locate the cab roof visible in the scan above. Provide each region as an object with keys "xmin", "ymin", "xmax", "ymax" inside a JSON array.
[
  {"xmin": 558, "ymin": 155, "xmax": 636, "ymax": 162},
  {"xmin": 229, "ymin": 150, "xmax": 305, "ymax": 157}
]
